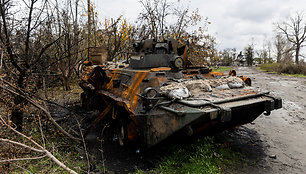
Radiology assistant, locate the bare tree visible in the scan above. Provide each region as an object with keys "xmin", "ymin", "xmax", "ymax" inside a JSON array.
[
  {"xmin": 171, "ymin": 6, "xmax": 203, "ymax": 42},
  {"xmin": 221, "ymin": 48, "xmax": 236, "ymax": 66},
  {"xmin": 156, "ymin": 0, "xmax": 170, "ymax": 40},
  {"xmin": 52, "ymin": 0, "xmax": 83, "ymax": 90},
  {"xmin": 260, "ymin": 38, "xmax": 272, "ymax": 64},
  {"xmin": 0, "ymin": 0, "xmax": 86, "ymax": 129},
  {"xmin": 0, "ymin": 0, "xmax": 56, "ymax": 131},
  {"xmin": 274, "ymin": 34, "xmax": 287, "ymax": 63},
  {"xmin": 274, "ymin": 34, "xmax": 294, "ymax": 63},
  {"xmin": 99, "ymin": 17, "xmax": 135, "ymax": 61},
  {"xmin": 137, "ymin": 0, "xmax": 172, "ymax": 40},
  {"xmin": 278, "ymin": 12, "xmax": 306, "ymax": 64}
]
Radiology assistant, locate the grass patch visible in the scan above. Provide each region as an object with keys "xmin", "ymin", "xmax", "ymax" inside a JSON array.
[
  {"xmin": 281, "ymin": 73, "xmax": 306, "ymax": 77},
  {"xmin": 259, "ymin": 63, "xmax": 306, "ymax": 77},
  {"xmin": 212, "ymin": 66, "xmax": 232, "ymax": 72},
  {"xmin": 140, "ymin": 137, "xmax": 244, "ymax": 174}
]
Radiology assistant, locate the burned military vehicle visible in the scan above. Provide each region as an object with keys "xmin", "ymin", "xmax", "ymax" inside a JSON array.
[{"xmin": 79, "ymin": 39, "xmax": 282, "ymax": 148}]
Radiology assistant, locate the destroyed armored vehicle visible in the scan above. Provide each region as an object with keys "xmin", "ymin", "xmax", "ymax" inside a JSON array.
[{"xmin": 79, "ymin": 39, "xmax": 282, "ymax": 148}]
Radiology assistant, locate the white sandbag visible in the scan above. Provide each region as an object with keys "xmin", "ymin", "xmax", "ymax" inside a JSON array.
[
  {"xmin": 183, "ymin": 80, "xmax": 212, "ymax": 92},
  {"xmin": 228, "ymin": 82, "xmax": 244, "ymax": 88},
  {"xmin": 215, "ymin": 84, "xmax": 230, "ymax": 90},
  {"xmin": 168, "ymin": 87, "xmax": 190, "ymax": 99}
]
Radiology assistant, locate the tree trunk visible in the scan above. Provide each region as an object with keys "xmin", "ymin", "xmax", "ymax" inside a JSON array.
[
  {"xmin": 62, "ymin": 76, "xmax": 71, "ymax": 91},
  {"xmin": 295, "ymin": 46, "xmax": 299, "ymax": 64},
  {"xmin": 11, "ymin": 75, "xmax": 25, "ymax": 131},
  {"xmin": 277, "ymin": 52, "xmax": 281, "ymax": 63},
  {"xmin": 11, "ymin": 110, "xmax": 23, "ymax": 132}
]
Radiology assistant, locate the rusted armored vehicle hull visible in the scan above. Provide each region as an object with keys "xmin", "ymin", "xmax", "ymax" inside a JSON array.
[
  {"xmin": 80, "ymin": 66, "xmax": 281, "ymax": 148},
  {"xmin": 80, "ymin": 39, "xmax": 281, "ymax": 148}
]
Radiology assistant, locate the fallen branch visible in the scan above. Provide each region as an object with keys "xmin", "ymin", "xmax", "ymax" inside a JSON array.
[
  {"xmin": 0, "ymin": 154, "xmax": 47, "ymax": 163},
  {"xmin": 0, "ymin": 116, "xmax": 78, "ymax": 174},
  {"xmin": 0, "ymin": 138, "xmax": 44, "ymax": 153}
]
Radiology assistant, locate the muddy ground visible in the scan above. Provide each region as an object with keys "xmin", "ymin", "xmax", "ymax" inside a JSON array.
[
  {"xmin": 225, "ymin": 67, "xmax": 306, "ymax": 174},
  {"xmin": 228, "ymin": 67, "xmax": 306, "ymax": 173},
  {"xmin": 86, "ymin": 67, "xmax": 306, "ymax": 173}
]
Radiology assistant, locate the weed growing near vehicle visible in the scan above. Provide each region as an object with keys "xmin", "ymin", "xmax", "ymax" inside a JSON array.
[{"xmin": 140, "ymin": 137, "xmax": 244, "ymax": 174}]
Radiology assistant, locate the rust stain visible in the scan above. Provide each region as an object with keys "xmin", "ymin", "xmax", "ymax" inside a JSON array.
[
  {"xmin": 122, "ymin": 71, "xmax": 148, "ymax": 111},
  {"xmin": 150, "ymin": 67, "xmax": 171, "ymax": 71},
  {"xmin": 202, "ymin": 73, "xmax": 214, "ymax": 79},
  {"xmin": 105, "ymin": 69, "xmax": 119, "ymax": 90},
  {"xmin": 235, "ymin": 91, "xmax": 257, "ymax": 97},
  {"xmin": 229, "ymin": 69, "xmax": 236, "ymax": 76},
  {"xmin": 210, "ymin": 71, "xmax": 225, "ymax": 76},
  {"xmin": 127, "ymin": 122, "xmax": 138, "ymax": 142},
  {"xmin": 199, "ymin": 71, "xmax": 226, "ymax": 79},
  {"xmin": 148, "ymin": 77, "xmax": 166, "ymax": 87},
  {"xmin": 239, "ymin": 77, "xmax": 252, "ymax": 86},
  {"xmin": 122, "ymin": 72, "xmax": 141, "ymax": 98},
  {"xmin": 130, "ymin": 72, "xmax": 148, "ymax": 109},
  {"xmin": 116, "ymin": 101, "xmax": 139, "ymax": 127}
]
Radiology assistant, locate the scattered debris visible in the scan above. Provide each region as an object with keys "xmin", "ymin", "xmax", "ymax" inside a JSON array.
[{"xmin": 269, "ymin": 154, "xmax": 277, "ymax": 159}]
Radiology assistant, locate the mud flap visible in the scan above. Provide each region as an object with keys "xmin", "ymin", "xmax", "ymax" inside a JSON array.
[
  {"xmin": 264, "ymin": 100, "xmax": 274, "ymax": 116},
  {"xmin": 220, "ymin": 108, "xmax": 232, "ymax": 122}
]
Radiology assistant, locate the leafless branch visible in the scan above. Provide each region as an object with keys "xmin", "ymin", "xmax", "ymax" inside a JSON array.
[
  {"xmin": 277, "ymin": 11, "xmax": 306, "ymax": 64},
  {"xmin": 0, "ymin": 138, "xmax": 44, "ymax": 153},
  {"xmin": 0, "ymin": 154, "xmax": 47, "ymax": 163},
  {"xmin": 73, "ymin": 114, "xmax": 91, "ymax": 173}
]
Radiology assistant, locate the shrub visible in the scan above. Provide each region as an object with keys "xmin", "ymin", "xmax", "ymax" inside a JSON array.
[{"xmin": 259, "ymin": 63, "xmax": 306, "ymax": 76}]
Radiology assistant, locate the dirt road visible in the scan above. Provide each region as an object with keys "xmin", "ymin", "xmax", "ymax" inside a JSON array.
[{"xmin": 222, "ymin": 67, "xmax": 306, "ymax": 174}]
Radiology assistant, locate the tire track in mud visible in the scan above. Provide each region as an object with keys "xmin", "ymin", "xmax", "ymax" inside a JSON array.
[{"xmin": 222, "ymin": 67, "xmax": 306, "ymax": 174}]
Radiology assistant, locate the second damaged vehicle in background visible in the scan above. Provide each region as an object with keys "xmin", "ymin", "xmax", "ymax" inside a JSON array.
[{"xmin": 79, "ymin": 39, "xmax": 282, "ymax": 148}]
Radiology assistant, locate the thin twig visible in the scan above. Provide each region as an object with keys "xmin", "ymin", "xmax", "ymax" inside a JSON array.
[
  {"xmin": 0, "ymin": 154, "xmax": 47, "ymax": 163},
  {"xmin": 99, "ymin": 124, "xmax": 109, "ymax": 174},
  {"xmin": 73, "ymin": 114, "xmax": 91, "ymax": 173},
  {"xmin": 0, "ymin": 138, "xmax": 44, "ymax": 153},
  {"xmin": 38, "ymin": 114, "xmax": 46, "ymax": 148},
  {"xmin": 12, "ymin": 163, "xmax": 34, "ymax": 174}
]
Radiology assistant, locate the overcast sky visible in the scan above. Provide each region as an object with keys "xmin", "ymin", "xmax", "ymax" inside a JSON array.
[{"xmin": 93, "ymin": 0, "xmax": 306, "ymax": 53}]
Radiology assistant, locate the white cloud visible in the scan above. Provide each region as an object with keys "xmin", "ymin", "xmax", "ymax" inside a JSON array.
[
  {"xmin": 95, "ymin": 0, "xmax": 306, "ymax": 54},
  {"xmin": 228, "ymin": 0, "xmax": 277, "ymax": 23}
]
